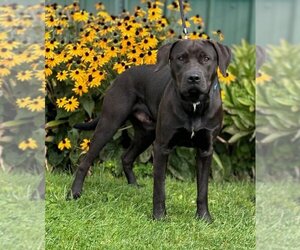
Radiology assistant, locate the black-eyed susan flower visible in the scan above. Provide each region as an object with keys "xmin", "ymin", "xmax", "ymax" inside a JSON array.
[
  {"xmin": 189, "ymin": 31, "xmax": 199, "ymax": 40},
  {"xmin": 35, "ymin": 70, "xmax": 45, "ymax": 81},
  {"xmin": 27, "ymin": 96, "xmax": 45, "ymax": 112},
  {"xmin": 147, "ymin": 4, "xmax": 162, "ymax": 21},
  {"xmin": 113, "ymin": 61, "xmax": 130, "ymax": 74},
  {"xmin": 16, "ymin": 70, "xmax": 33, "ymax": 82},
  {"xmin": 69, "ymin": 68, "xmax": 84, "ymax": 82},
  {"xmin": 190, "ymin": 15, "xmax": 203, "ymax": 25},
  {"xmin": 80, "ymin": 138, "xmax": 90, "ymax": 152},
  {"xmin": 105, "ymin": 46, "xmax": 118, "ymax": 59},
  {"xmin": 199, "ymin": 32, "xmax": 209, "ymax": 40},
  {"xmin": 73, "ymin": 10, "xmax": 89, "ymax": 22},
  {"xmin": 144, "ymin": 50, "xmax": 157, "ymax": 64},
  {"xmin": 256, "ymin": 72, "xmax": 272, "ymax": 84},
  {"xmin": 16, "ymin": 97, "xmax": 31, "ymax": 108},
  {"xmin": 56, "ymin": 70, "xmax": 68, "ymax": 81},
  {"xmin": 72, "ymin": 81, "xmax": 88, "ymax": 96},
  {"xmin": 95, "ymin": 2, "xmax": 105, "ymax": 11},
  {"xmin": 58, "ymin": 138, "xmax": 71, "ymax": 151},
  {"xmin": 56, "ymin": 97, "xmax": 67, "ymax": 108},
  {"xmin": 67, "ymin": 43, "xmax": 83, "ymax": 57},
  {"xmin": 0, "ymin": 65, "xmax": 10, "ymax": 76},
  {"xmin": 45, "ymin": 64, "xmax": 52, "ymax": 77},
  {"xmin": 18, "ymin": 138, "xmax": 38, "ymax": 151},
  {"xmin": 212, "ymin": 30, "xmax": 224, "ymax": 41},
  {"xmin": 127, "ymin": 47, "xmax": 142, "ymax": 60},
  {"xmin": 45, "ymin": 39, "xmax": 59, "ymax": 50},
  {"xmin": 217, "ymin": 68, "xmax": 236, "ymax": 85},
  {"xmin": 177, "ymin": 18, "xmax": 191, "ymax": 28},
  {"xmin": 45, "ymin": 15, "xmax": 58, "ymax": 27},
  {"xmin": 64, "ymin": 96, "xmax": 79, "ymax": 112}
]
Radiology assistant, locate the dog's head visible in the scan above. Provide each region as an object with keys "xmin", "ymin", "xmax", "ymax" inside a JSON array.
[{"xmin": 155, "ymin": 39, "xmax": 231, "ymax": 103}]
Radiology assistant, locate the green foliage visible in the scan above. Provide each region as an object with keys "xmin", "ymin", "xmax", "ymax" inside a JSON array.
[
  {"xmin": 212, "ymin": 41, "xmax": 256, "ymax": 180},
  {"xmin": 256, "ymin": 41, "xmax": 300, "ymax": 177},
  {"xmin": 222, "ymin": 40, "xmax": 256, "ymax": 143}
]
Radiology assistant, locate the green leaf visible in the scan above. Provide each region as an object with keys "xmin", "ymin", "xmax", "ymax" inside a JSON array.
[
  {"xmin": 46, "ymin": 120, "xmax": 68, "ymax": 129},
  {"xmin": 81, "ymin": 96, "xmax": 95, "ymax": 118},
  {"xmin": 68, "ymin": 111, "xmax": 86, "ymax": 127},
  {"xmin": 228, "ymin": 131, "xmax": 250, "ymax": 144},
  {"xmin": 260, "ymin": 131, "xmax": 292, "ymax": 143},
  {"xmin": 0, "ymin": 119, "xmax": 31, "ymax": 128}
]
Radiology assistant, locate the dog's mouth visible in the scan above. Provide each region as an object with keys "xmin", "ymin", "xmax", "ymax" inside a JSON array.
[{"xmin": 181, "ymin": 88, "xmax": 202, "ymax": 102}]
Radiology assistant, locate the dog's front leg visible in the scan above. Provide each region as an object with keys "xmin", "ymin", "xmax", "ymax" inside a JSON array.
[
  {"xmin": 153, "ymin": 142, "xmax": 169, "ymax": 220},
  {"xmin": 196, "ymin": 149, "xmax": 212, "ymax": 223}
]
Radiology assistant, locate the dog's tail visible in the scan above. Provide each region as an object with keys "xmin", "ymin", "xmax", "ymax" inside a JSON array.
[{"xmin": 73, "ymin": 117, "xmax": 100, "ymax": 130}]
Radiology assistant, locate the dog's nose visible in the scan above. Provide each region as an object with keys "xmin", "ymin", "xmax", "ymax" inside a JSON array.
[{"xmin": 187, "ymin": 74, "xmax": 201, "ymax": 83}]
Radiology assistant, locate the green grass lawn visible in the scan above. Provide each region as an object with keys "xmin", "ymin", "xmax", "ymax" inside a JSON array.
[
  {"xmin": 0, "ymin": 172, "xmax": 44, "ymax": 250},
  {"xmin": 46, "ymin": 169, "xmax": 255, "ymax": 250}
]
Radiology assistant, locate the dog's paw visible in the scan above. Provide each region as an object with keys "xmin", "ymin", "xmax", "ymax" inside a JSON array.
[
  {"xmin": 153, "ymin": 208, "xmax": 167, "ymax": 220},
  {"xmin": 129, "ymin": 182, "xmax": 145, "ymax": 189},
  {"xmin": 66, "ymin": 190, "xmax": 81, "ymax": 200},
  {"xmin": 196, "ymin": 211, "xmax": 213, "ymax": 224}
]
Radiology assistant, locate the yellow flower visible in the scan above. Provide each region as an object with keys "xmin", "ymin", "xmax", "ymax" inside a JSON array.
[
  {"xmin": 90, "ymin": 71, "xmax": 106, "ymax": 87},
  {"xmin": 45, "ymin": 39, "xmax": 59, "ymax": 50},
  {"xmin": 147, "ymin": 5, "xmax": 162, "ymax": 21},
  {"xmin": 80, "ymin": 138, "xmax": 90, "ymax": 152},
  {"xmin": 16, "ymin": 97, "xmax": 31, "ymax": 108},
  {"xmin": 45, "ymin": 64, "xmax": 52, "ymax": 77},
  {"xmin": 56, "ymin": 70, "xmax": 68, "ymax": 81},
  {"xmin": 18, "ymin": 138, "xmax": 38, "ymax": 151},
  {"xmin": 190, "ymin": 15, "xmax": 203, "ymax": 25},
  {"xmin": 35, "ymin": 70, "xmax": 45, "ymax": 81},
  {"xmin": 16, "ymin": 70, "xmax": 33, "ymax": 82},
  {"xmin": 69, "ymin": 69, "xmax": 84, "ymax": 82},
  {"xmin": 58, "ymin": 138, "xmax": 71, "ymax": 151},
  {"xmin": 64, "ymin": 96, "xmax": 79, "ymax": 112},
  {"xmin": 221, "ymin": 89, "xmax": 225, "ymax": 100},
  {"xmin": 113, "ymin": 62, "xmax": 126, "ymax": 74},
  {"xmin": 189, "ymin": 31, "xmax": 199, "ymax": 40},
  {"xmin": 67, "ymin": 43, "xmax": 83, "ymax": 57},
  {"xmin": 256, "ymin": 72, "xmax": 272, "ymax": 84},
  {"xmin": 177, "ymin": 18, "xmax": 191, "ymax": 28},
  {"xmin": 0, "ymin": 65, "xmax": 10, "ymax": 76},
  {"xmin": 72, "ymin": 81, "xmax": 88, "ymax": 96},
  {"xmin": 144, "ymin": 50, "xmax": 157, "ymax": 65},
  {"xmin": 73, "ymin": 10, "xmax": 89, "ymax": 22},
  {"xmin": 212, "ymin": 30, "xmax": 225, "ymax": 41},
  {"xmin": 217, "ymin": 68, "xmax": 236, "ymax": 85},
  {"xmin": 56, "ymin": 97, "xmax": 67, "ymax": 108},
  {"xmin": 27, "ymin": 96, "xmax": 45, "ymax": 112},
  {"xmin": 105, "ymin": 46, "xmax": 118, "ymax": 59},
  {"xmin": 199, "ymin": 32, "xmax": 209, "ymax": 40}
]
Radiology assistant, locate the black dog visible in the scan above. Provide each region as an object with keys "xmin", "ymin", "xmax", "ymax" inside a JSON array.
[{"xmin": 70, "ymin": 39, "xmax": 231, "ymax": 222}]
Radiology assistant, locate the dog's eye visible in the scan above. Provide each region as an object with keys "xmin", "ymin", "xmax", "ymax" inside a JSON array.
[
  {"xmin": 203, "ymin": 56, "xmax": 210, "ymax": 62},
  {"xmin": 177, "ymin": 56, "xmax": 184, "ymax": 61}
]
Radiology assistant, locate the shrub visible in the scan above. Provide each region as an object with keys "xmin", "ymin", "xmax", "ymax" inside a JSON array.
[
  {"xmin": 256, "ymin": 41, "xmax": 300, "ymax": 178},
  {"xmin": 0, "ymin": 4, "xmax": 44, "ymax": 171},
  {"xmin": 215, "ymin": 40, "xmax": 256, "ymax": 181}
]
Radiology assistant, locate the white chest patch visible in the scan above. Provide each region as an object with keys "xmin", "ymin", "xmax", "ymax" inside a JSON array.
[
  {"xmin": 193, "ymin": 101, "xmax": 201, "ymax": 112},
  {"xmin": 191, "ymin": 128, "xmax": 195, "ymax": 138}
]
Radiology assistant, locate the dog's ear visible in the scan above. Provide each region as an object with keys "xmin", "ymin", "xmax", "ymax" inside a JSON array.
[
  {"xmin": 207, "ymin": 40, "xmax": 231, "ymax": 76},
  {"xmin": 154, "ymin": 41, "xmax": 179, "ymax": 72}
]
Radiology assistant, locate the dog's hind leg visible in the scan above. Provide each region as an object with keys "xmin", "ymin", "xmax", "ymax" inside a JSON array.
[
  {"xmin": 69, "ymin": 88, "xmax": 135, "ymax": 199},
  {"xmin": 122, "ymin": 127, "xmax": 155, "ymax": 185}
]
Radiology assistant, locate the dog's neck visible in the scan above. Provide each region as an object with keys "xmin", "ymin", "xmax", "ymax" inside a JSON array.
[{"xmin": 177, "ymin": 79, "xmax": 219, "ymax": 116}]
